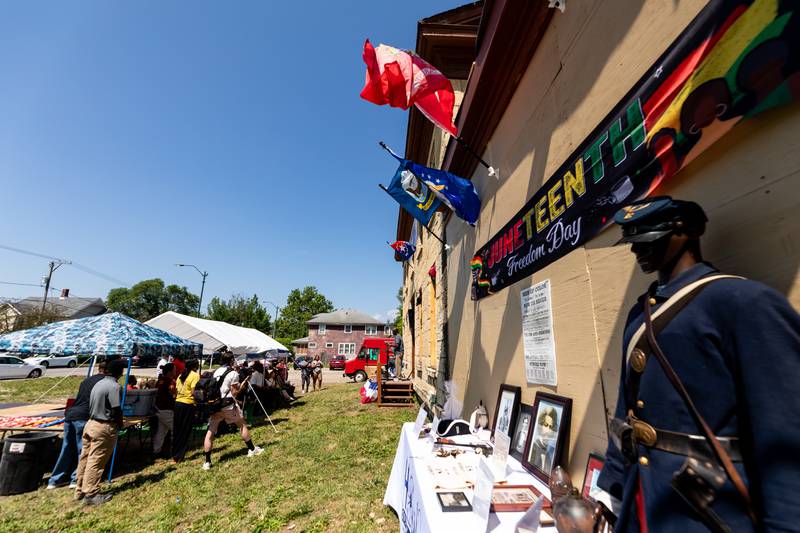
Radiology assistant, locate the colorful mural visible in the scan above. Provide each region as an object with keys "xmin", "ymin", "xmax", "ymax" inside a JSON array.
[{"xmin": 472, "ymin": 0, "xmax": 800, "ymax": 300}]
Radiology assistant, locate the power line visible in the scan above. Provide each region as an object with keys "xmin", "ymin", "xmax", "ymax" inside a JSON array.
[{"xmin": 0, "ymin": 243, "xmax": 130, "ymax": 288}]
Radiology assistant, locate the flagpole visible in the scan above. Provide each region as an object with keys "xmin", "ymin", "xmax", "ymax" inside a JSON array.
[
  {"xmin": 378, "ymin": 184, "xmax": 449, "ymax": 249},
  {"xmin": 453, "ymin": 136, "xmax": 497, "ymax": 177}
]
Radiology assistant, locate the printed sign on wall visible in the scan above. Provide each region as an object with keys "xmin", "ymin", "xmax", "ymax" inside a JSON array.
[{"xmin": 471, "ymin": 0, "xmax": 800, "ymax": 300}]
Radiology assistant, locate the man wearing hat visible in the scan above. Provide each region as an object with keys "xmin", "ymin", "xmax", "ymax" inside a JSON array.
[{"xmin": 597, "ymin": 196, "xmax": 800, "ymax": 532}]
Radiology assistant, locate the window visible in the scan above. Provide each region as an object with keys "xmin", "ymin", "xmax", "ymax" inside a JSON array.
[
  {"xmin": 308, "ymin": 342, "xmax": 317, "ymax": 349},
  {"xmin": 365, "ymin": 325, "xmax": 378, "ymax": 336},
  {"xmin": 325, "ymin": 342, "xmax": 333, "ymax": 348},
  {"xmin": 318, "ymin": 324, "xmax": 326, "ymax": 334},
  {"xmin": 384, "ymin": 325, "xmax": 391, "ymax": 336},
  {"xmin": 338, "ymin": 343, "xmax": 356, "ymax": 356},
  {"xmin": 344, "ymin": 325, "xmax": 352, "ymax": 333}
]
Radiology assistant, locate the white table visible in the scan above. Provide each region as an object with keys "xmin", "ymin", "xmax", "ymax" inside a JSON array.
[{"xmin": 384, "ymin": 422, "xmax": 557, "ymax": 532}]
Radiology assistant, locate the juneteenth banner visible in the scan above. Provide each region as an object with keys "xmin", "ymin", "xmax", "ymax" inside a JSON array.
[{"xmin": 471, "ymin": 0, "xmax": 800, "ymax": 300}]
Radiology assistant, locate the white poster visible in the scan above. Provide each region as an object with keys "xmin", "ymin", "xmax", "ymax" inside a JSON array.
[{"xmin": 520, "ymin": 280, "xmax": 558, "ymax": 386}]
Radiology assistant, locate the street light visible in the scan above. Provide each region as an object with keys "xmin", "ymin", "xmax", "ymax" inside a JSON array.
[
  {"xmin": 176, "ymin": 264, "xmax": 208, "ymax": 317},
  {"xmin": 264, "ymin": 300, "xmax": 280, "ymax": 338}
]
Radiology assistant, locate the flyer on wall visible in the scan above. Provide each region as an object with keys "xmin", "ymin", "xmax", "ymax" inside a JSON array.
[{"xmin": 520, "ymin": 280, "xmax": 557, "ymax": 386}]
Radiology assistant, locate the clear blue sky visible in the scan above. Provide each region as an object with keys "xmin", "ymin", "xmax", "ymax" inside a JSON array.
[{"xmin": 0, "ymin": 0, "xmax": 460, "ymax": 323}]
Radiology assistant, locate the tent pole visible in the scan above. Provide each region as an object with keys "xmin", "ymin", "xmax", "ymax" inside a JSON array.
[{"xmin": 107, "ymin": 355, "xmax": 132, "ymax": 483}]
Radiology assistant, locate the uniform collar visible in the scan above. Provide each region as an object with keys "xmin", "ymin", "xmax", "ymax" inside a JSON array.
[{"xmin": 653, "ymin": 262, "xmax": 719, "ymax": 300}]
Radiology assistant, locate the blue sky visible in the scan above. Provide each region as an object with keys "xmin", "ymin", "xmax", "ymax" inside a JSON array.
[{"xmin": 0, "ymin": 0, "xmax": 460, "ymax": 323}]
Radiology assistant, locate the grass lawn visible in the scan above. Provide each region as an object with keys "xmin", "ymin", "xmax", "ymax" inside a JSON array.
[{"xmin": 0, "ymin": 379, "xmax": 416, "ymax": 532}]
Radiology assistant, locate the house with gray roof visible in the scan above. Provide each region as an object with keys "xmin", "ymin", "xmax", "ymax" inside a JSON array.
[
  {"xmin": 303, "ymin": 308, "xmax": 391, "ymax": 362},
  {"xmin": 0, "ymin": 294, "xmax": 106, "ymax": 333}
]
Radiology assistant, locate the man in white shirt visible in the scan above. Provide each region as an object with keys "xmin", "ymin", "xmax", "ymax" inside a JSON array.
[
  {"xmin": 156, "ymin": 354, "xmax": 170, "ymax": 377},
  {"xmin": 202, "ymin": 352, "xmax": 263, "ymax": 470}
]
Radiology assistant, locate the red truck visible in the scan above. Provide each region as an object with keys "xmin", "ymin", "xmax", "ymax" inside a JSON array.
[{"xmin": 343, "ymin": 338, "xmax": 395, "ymax": 382}]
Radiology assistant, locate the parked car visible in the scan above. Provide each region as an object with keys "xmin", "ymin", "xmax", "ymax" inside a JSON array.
[
  {"xmin": 329, "ymin": 355, "xmax": 346, "ymax": 371},
  {"xmin": 24, "ymin": 354, "xmax": 78, "ymax": 369},
  {"xmin": 236, "ymin": 353, "xmax": 267, "ymax": 367},
  {"xmin": 131, "ymin": 354, "xmax": 159, "ymax": 367},
  {"xmin": 0, "ymin": 355, "xmax": 46, "ymax": 379}
]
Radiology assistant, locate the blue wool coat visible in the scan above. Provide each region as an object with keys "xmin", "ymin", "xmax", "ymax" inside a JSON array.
[{"xmin": 598, "ymin": 262, "xmax": 800, "ymax": 532}]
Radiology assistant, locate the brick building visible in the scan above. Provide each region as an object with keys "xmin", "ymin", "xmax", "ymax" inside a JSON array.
[{"xmin": 303, "ymin": 309, "xmax": 391, "ymax": 362}]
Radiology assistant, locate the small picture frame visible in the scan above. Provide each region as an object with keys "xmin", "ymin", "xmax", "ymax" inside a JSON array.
[
  {"xmin": 490, "ymin": 484, "xmax": 543, "ymax": 512},
  {"xmin": 492, "ymin": 384, "xmax": 521, "ymax": 441},
  {"xmin": 582, "ymin": 453, "xmax": 606, "ymax": 501},
  {"xmin": 522, "ymin": 392, "xmax": 572, "ymax": 484},
  {"xmin": 510, "ymin": 403, "xmax": 532, "ymax": 461},
  {"xmin": 436, "ymin": 491, "xmax": 473, "ymax": 512}
]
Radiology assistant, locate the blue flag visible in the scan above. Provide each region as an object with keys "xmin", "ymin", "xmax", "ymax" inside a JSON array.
[
  {"xmin": 406, "ymin": 161, "xmax": 480, "ymax": 225},
  {"xmin": 381, "ymin": 144, "xmax": 480, "ymax": 226},
  {"xmin": 385, "ymin": 164, "xmax": 442, "ymax": 226}
]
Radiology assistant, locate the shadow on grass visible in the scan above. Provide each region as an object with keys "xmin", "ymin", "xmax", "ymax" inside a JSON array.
[
  {"xmin": 111, "ymin": 466, "xmax": 174, "ymax": 493},
  {"xmin": 213, "ymin": 441, "xmax": 275, "ymax": 464}
]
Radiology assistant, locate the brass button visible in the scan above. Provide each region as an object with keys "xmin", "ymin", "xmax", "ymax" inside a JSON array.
[
  {"xmin": 630, "ymin": 348, "xmax": 648, "ymax": 372},
  {"xmin": 636, "ymin": 400, "xmax": 645, "ymax": 409},
  {"xmin": 639, "ymin": 456, "xmax": 649, "ymax": 466},
  {"xmin": 648, "ymin": 297, "xmax": 657, "ymax": 306}
]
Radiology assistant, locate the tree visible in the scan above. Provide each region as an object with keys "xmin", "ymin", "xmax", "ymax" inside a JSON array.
[
  {"xmin": 205, "ymin": 294, "xmax": 272, "ymax": 334},
  {"xmin": 275, "ymin": 286, "xmax": 334, "ymax": 340},
  {"xmin": 106, "ymin": 279, "xmax": 199, "ymax": 322}
]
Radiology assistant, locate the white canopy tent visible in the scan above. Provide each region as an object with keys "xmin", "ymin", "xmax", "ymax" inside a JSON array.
[{"xmin": 145, "ymin": 311, "xmax": 288, "ymax": 356}]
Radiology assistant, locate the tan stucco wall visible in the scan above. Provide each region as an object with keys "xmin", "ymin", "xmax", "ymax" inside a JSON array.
[{"xmin": 441, "ymin": 0, "xmax": 800, "ymax": 486}]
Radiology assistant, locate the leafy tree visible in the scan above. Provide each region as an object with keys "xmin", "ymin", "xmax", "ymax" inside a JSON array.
[
  {"xmin": 275, "ymin": 286, "xmax": 334, "ymax": 340},
  {"xmin": 106, "ymin": 279, "xmax": 199, "ymax": 322},
  {"xmin": 205, "ymin": 294, "xmax": 272, "ymax": 334}
]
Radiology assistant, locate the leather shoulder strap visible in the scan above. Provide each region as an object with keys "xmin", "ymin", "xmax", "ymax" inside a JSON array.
[
  {"xmin": 640, "ymin": 277, "xmax": 757, "ymax": 524},
  {"xmin": 625, "ymin": 275, "xmax": 743, "ymax": 363}
]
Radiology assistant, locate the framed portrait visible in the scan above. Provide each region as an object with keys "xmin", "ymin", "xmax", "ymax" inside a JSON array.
[
  {"xmin": 510, "ymin": 403, "xmax": 532, "ymax": 461},
  {"xmin": 522, "ymin": 392, "xmax": 572, "ymax": 483},
  {"xmin": 436, "ymin": 491, "xmax": 472, "ymax": 512},
  {"xmin": 492, "ymin": 384, "xmax": 521, "ymax": 441},
  {"xmin": 582, "ymin": 453, "xmax": 606, "ymax": 501}
]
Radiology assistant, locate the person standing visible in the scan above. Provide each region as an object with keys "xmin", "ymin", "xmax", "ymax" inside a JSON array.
[
  {"xmin": 47, "ymin": 360, "xmax": 107, "ymax": 489},
  {"xmin": 152, "ymin": 362, "xmax": 176, "ymax": 458},
  {"xmin": 171, "ymin": 353, "xmax": 186, "ymax": 377},
  {"xmin": 311, "ymin": 354, "xmax": 323, "ymax": 391},
  {"xmin": 202, "ymin": 352, "xmax": 263, "ymax": 470},
  {"xmin": 598, "ymin": 197, "xmax": 800, "ymax": 532},
  {"xmin": 298, "ymin": 356, "xmax": 311, "ymax": 394},
  {"xmin": 74, "ymin": 359, "xmax": 125, "ymax": 505},
  {"xmin": 156, "ymin": 354, "xmax": 170, "ymax": 377},
  {"xmin": 171, "ymin": 359, "xmax": 200, "ymax": 463},
  {"xmin": 393, "ymin": 328, "xmax": 403, "ymax": 376}
]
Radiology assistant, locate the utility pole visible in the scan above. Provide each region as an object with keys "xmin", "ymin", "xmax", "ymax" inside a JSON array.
[
  {"xmin": 41, "ymin": 259, "xmax": 71, "ymax": 317},
  {"xmin": 176, "ymin": 264, "xmax": 208, "ymax": 317},
  {"xmin": 265, "ymin": 301, "xmax": 280, "ymax": 338}
]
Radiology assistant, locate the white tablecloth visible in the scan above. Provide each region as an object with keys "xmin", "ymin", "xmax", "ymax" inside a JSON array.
[{"xmin": 384, "ymin": 422, "xmax": 557, "ymax": 532}]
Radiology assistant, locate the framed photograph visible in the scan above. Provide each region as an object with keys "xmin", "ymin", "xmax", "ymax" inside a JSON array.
[
  {"xmin": 582, "ymin": 453, "xmax": 606, "ymax": 501},
  {"xmin": 492, "ymin": 384, "xmax": 521, "ymax": 440},
  {"xmin": 510, "ymin": 403, "xmax": 532, "ymax": 461},
  {"xmin": 490, "ymin": 484, "xmax": 542, "ymax": 512},
  {"xmin": 522, "ymin": 392, "xmax": 572, "ymax": 483},
  {"xmin": 436, "ymin": 491, "xmax": 472, "ymax": 512}
]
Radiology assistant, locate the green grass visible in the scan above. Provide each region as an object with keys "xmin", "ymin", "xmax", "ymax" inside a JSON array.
[
  {"xmin": 0, "ymin": 380, "xmax": 415, "ymax": 532},
  {"xmin": 0, "ymin": 375, "xmax": 152, "ymax": 404}
]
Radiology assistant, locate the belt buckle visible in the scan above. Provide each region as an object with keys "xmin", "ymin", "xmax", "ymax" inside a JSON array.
[{"xmin": 632, "ymin": 419, "xmax": 657, "ymax": 446}]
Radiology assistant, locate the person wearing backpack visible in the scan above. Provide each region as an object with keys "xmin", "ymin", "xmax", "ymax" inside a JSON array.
[
  {"xmin": 171, "ymin": 358, "xmax": 200, "ymax": 463},
  {"xmin": 202, "ymin": 352, "xmax": 263, "ymax": 471}
]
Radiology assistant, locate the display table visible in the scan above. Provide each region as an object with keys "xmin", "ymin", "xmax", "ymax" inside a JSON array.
[{"xmin": 384, "ymin": 422, "xmax": 556, "ymax": 532}]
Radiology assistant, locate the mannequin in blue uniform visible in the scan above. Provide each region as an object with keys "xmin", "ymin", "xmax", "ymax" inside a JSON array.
[{"xmin": 597, "ymin": 196, "xmax": 800, "ymax": 532}]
